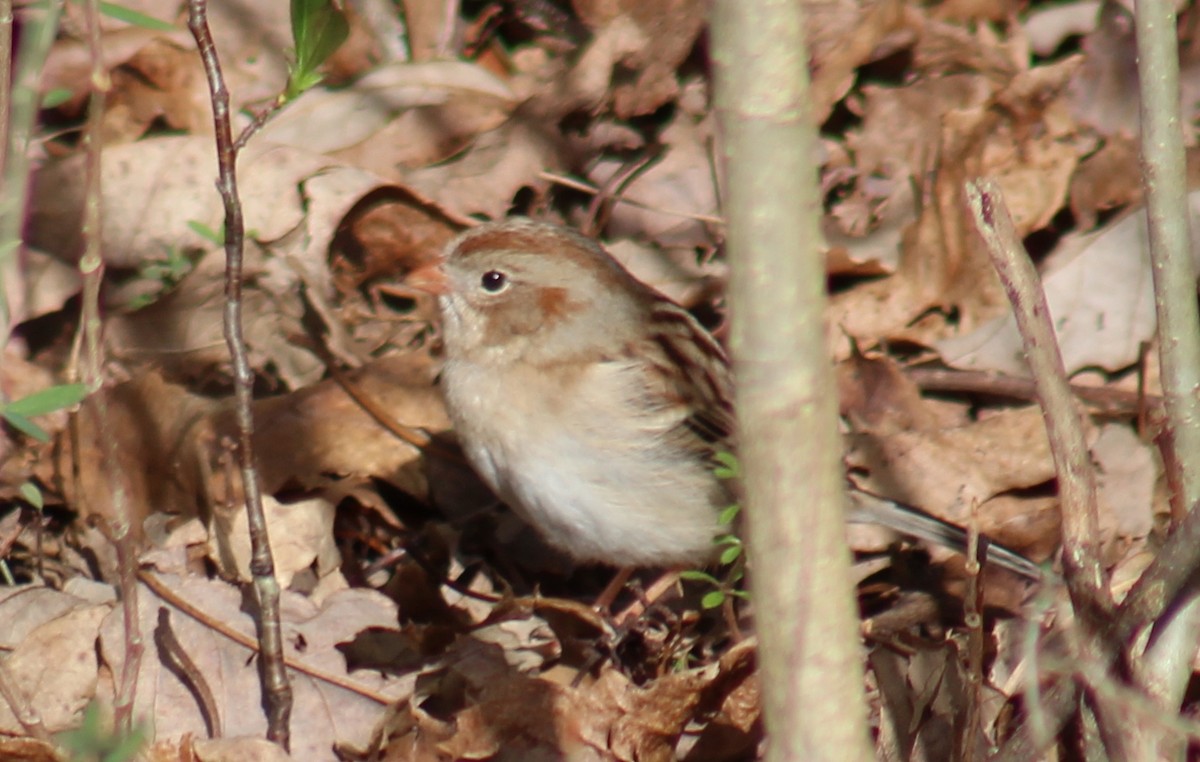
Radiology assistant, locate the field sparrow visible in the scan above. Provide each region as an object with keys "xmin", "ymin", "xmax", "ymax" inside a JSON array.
[
  {"xmin": 409, "ymin": 218, "xmax": 730, "ymax": 567},
  {"xmin": 408, "ymin": 218, "xmax": 1041, "ymax": 578}
]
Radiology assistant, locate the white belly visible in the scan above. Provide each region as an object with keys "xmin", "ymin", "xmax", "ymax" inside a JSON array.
[{"xmin": 442, "ymin": 357, "xmax": 722, "ymax": 567}]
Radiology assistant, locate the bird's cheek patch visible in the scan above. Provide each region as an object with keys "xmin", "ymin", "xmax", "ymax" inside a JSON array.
[{"xmin": 536, "ymin": 286, "xmax": 582, "ymax": 323}]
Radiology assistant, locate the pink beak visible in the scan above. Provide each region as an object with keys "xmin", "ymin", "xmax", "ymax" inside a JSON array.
[{"xmin": 405, "ymin": 262, "xmax": 450, "ymax": 295}]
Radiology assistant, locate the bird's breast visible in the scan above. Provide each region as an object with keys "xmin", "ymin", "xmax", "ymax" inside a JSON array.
[{"xmin": 439, "ymin": 357, "xmax": 723, "ymax": 566}]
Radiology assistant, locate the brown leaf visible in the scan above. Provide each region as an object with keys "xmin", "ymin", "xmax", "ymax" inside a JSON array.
[
  {"xmin": 103, "ymin": 38, "xmax": 210, "ymax": 142},
  {"xmin": 846, "ymin": 405, "xmax": 1061, "ymax": 524},
  {"xmin": 571, "ymin": 0, "xmax": 706, "ymax": 118},
  {"xmin": 54, "ymin": 372, "xmax": 213, "ymax": 543},
  {"xmin": 595, "ymin": 111, "xmax": 719, "ymax": 248},
  {"xmin": 0, "ymin": 588, "xmax": 109, "ymax": 734},
  {"xmin": 0, "ymin": 737, "xmax": 63, "ymax": 762},
  {"xmin": 330, "ymin": 188, "xmax": 461, "ymax": 304},
  {"xmin": 1069, "ymin": 134, "xmax": 1142, "ymax": 230},
  {"xmin": 837, "ymin": 352, "xmax": 964, "ymax": 433},
  {"xmin": 806, "ymin": 0, "xmax": 909, "ymax": 124},
  {"xmin": 258, "ymin": 61, "xmax": 516, "ymax": 167},
  {"xmin": 230, "ymin": 355, "xmax": 449, "ymax": 498},
  {"xmin": 402, "ymin": 119, "xmax": 560, "ymax": 219},
  {"xmin": 99, "ymin": 576, "xmax": 409, "ymax": 757}
]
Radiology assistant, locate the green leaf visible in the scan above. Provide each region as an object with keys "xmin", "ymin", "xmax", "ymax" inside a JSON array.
[
  {"xmin": 286, "ymin": 0, "xmax": 348, "ymax": 100},
  {"xmin": 719, "ymin": 544, "xmax": 743, "ymax": 565},
  {"xmin": 139, "ymin": 247, "xmax": 195, "ymax": 284},
  {"xmin": 18, "ymin": 482, "xmax": 43, "ymax": 510},
  {"xmin": 712, "ymin": 451, "xmax": 740, "ymax": 480},
  {"xmin": 285, "ymin": 69, "xmax": 324, "ymax": 99},
  {"xmin": 1, "ymin": 411, "xmax": 49, "ymax": 441},
  {"xmin": 718, "ymin": 503, "xmax": 741, "ymax": 524},
  {"xmin": 104, "ymin": 725, "xmax": 149, "ymax": 762},
  {"xmin": 678, "ymin": 569, "xmax": 720, "ymax": 586},
  {"xmin": 729, "ymin": 589, "xmax": 752, "ymax": 601},
  {"xmin": 58, "ymin": 700, "xmax": 148, "ymax": 762},
  {"xmin": 4, "ymin": 383, "xmax": 88, "ymax": 416},
  {"xmin": 100, "ymin": 2, "xmax": 175, "ymax": 31},
  {"xmin": 41, "ymin": 87, "xmax": 73, "ymax": 109},
  {"xmin": 701, "ymin": 590, "xmax": 726, "ymax": 609},
  {"xmin": 187, "ymin": 220, "xmax": 225, "ymax": 245}
]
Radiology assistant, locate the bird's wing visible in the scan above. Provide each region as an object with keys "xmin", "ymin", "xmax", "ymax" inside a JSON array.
[{"xmin": 624, "ymin": 298, "xmax": 736, "ymax": 459}]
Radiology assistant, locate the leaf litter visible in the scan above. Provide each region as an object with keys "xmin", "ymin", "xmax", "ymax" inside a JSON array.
[{"xmin": 0, "ymin": 0, "xmax": 1185, "ymax": 758}]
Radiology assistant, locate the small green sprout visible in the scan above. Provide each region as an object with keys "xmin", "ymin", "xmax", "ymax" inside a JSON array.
[
  {"xmin": 683, "ymin": 452, "xmax": 749, "ymax": 610},
  {"xmin": 129, "ymin": 246, "xmax": 197, "ymax": 310},
  {"xmin": 58, "ymin": 701, "xmax": 147, "ymax": 762}
]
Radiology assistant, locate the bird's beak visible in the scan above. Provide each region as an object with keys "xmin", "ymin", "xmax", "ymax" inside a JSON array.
[{"xmin": 405, "ymin": 262, "xmax": 450, "ymax": 295}]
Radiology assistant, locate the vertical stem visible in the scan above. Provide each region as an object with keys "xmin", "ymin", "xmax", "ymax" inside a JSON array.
[
  {"xmin": 1135, "ymin": 0, "xmax": 1200, "ymax": 514},
  {"xmin": 187, "ymin": 0, "xmax": 292, "ymax": 748},
  {"xmin": 712, "ymin": 2, "xmax": 871, "ymax": 759},
  {"xmin": 0, "ymin": 0, "xmax": 12, "ymax": 184},
  {"xmin": 1128, "ymin": 0, "xmax": 1200, "ymax": 751},
  {"xmin": 78, "ymin": 0, "xmax": 146, "ymax": 734},
  {"xmin": 965, "ymin": 182, "xmax": 1110, "ymax": 610}
]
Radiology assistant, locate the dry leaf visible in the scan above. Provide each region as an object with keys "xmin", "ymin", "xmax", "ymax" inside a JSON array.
[
  {"xmin": 258, "ymin": 61, "xmax": 515, "ymax": 162},
  {"xmin": 846, "ymin": 405, "xmax": 1060, "ymax": 524},
  {"xmin": 0, "ymin": 587, "xmax": 109, "ymax": 734},
  {"xmin": 937, "ymin": 199, "xmax": 1165, "ymax": 376},
  {"xmin": 571, "ymin": 0, "xmax": 706, "ymax": 118},
  {"xmin": 99, "ymin": 575, "xmax": 411, "ymax": 759},
  {"xmin": 595, "ymin": 111, "xmax": 719, "ymax": 248}
]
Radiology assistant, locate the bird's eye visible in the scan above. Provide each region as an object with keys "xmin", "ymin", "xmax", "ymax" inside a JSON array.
[{"xmin": 480, "ymin": 270, "xmax": 509, "ymax": 293}]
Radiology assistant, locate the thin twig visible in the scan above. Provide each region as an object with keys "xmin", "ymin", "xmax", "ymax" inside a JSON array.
[
  {"xmin": 1124, "ymin": 1, "xmax": 1200, "ymax": 752},
  {"xmin": 0, "ymin": 0, "xmax": 12, "ymax": 188},
  {"xmin": 186, "ymin": 0, "xmax": 292, "ymax": 748},
  {"xmin": 1134, "ymin": 0, "xmax": 1200, "ymax": 515},
  {"xmin": 326, "ymin": 364, "xmax": 432, "ymax": 450},
  {"xmin": 967, "ymin": 181, "xmax": 1122, "ymax": 760},
  {"xmin": 76, "ymin": 0, "xmax": 144, "ymax": 734},
  {"xmin": 965, "ymin": 180, "xmax": 1110, "ymax": 612},
  {"xmin": 155, "ymin": 608, "xmax": 222, "ymax": 739},
  {"xmin": 961, "ymin": 501, "xmax": 983, "ymax": 761},
  {"xmin": 907, "ymin": 367, "xmax": 1163, "ymax": 419},
  {"xmin": 233, "ymin": 97, "xmax": 286, "ymax": 153},
  {"xmin": 713, "ymin": 0, "xmax": 873, "ymax": 757},
  {"xmin": 138, "ymin": 571, "xmax": 396, "ymax": 706},
  {"xmin": 78, "ymin": 0, "xmax": 107, "ymax": 388},
  {"xmin": 582, "ymin": 146, "xmax": 664, "ymax": 236},
  {"xmin": 537, "ymin": 171, "xmax": 726, "ymax": 225}
]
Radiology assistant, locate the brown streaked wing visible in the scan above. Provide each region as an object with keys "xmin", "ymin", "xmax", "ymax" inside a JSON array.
[{"xmin": 635, "ymin": 298, "xmax": 735, "ymax": 455}]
